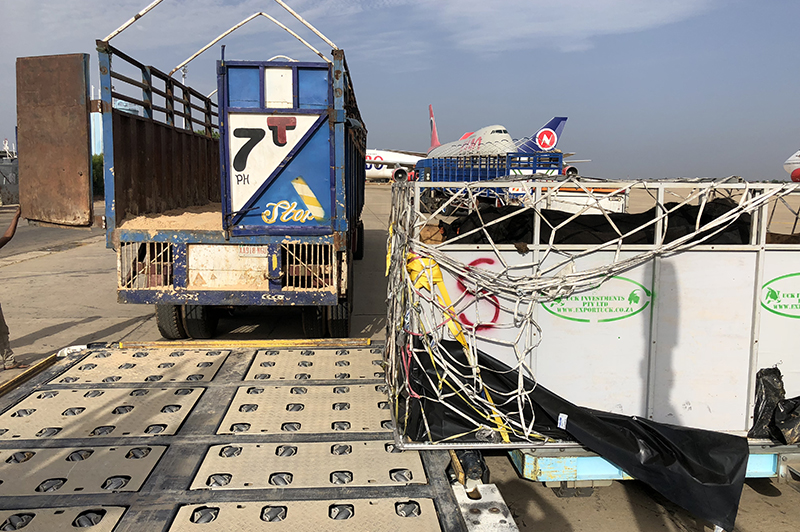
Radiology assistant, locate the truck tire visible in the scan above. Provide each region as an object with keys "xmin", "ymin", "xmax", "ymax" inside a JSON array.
[
  {"xmin": 155, "ymin": 304, "xmax": 188, "ymax": 340},
  {"xmin": 354, "ymin": 220, "xmax": 365, "ymax": 261},
  {"xmin": 302, "ymin": 306, "xmax": 327, "ymax": 338},
  {"xmin": 183, "ymin": 305, "xmax": 218, "ymax": 339},
  {"xmin": 327, "ymin": 300, "xmax": 351, "ymax": 338}
]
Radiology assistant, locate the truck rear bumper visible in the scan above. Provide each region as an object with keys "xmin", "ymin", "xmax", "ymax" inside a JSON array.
[{"xmin": 117, "ymin": 289, "xmax": 338, "ymax": 306}]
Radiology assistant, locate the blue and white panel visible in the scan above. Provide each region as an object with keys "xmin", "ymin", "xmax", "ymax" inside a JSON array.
[
  {"xmin": 221, "ymin": 61, "xmax": 333, "ymax": 231},
  {"xmin": 228, "ymin": 113, "xmax": 321, "ymax": 213}
]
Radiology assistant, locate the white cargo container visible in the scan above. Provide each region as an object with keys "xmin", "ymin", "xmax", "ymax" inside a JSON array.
[{"xmin": 387, "ymin": 177, "xmax": 800, "ymax": 485}]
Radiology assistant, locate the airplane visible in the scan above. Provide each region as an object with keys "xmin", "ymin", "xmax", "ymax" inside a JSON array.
[
  {"xmin": 784, "ymin": 149, "xmax": 800, "ymax": 182},
  {"xmin": 427, "ymin": 105, "xmax": 584, "ymax": 175},
  {"xmin": 364, "ymin": 106, "xmax": 582, "ymax": 181},
  {"xmin": 365, "ymin": 148, "xmax": 424, "ymax": 181},
  {"xmin": 427, "ymin": 105, "xmax": 568, "ymax": 157}
]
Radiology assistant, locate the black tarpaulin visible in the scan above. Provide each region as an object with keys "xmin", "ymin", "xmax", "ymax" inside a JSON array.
[
  {"xmin": 400, "ymin": 339, "xmax": 748, "ymax": 531},
  {"xmin": 439, "ymin": 198, "xmax": 751, "ymax": 246}
]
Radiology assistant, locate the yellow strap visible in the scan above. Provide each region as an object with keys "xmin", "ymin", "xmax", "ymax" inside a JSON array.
[
  {"xmin": 385, "ymin": 224, "xmax": 394, "ymax": 277},
  {"xmin": 483, "ymin": 387, "xmax": 511, "ymax": 443},
  {"xmin": 406, "ymin": 252, "xmax": 467, "ymax": 347},
  {"xmin": 406, "ymin": 252, "xmax": 510, "ymax": 443}
]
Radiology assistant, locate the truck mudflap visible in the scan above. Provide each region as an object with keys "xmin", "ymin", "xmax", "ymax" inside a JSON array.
[{"xmin": 0, "ymin": 341, "xmax": 497, "ymax": 531}]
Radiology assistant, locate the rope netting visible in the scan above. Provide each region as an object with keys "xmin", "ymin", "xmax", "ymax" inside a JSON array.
[{"xmin": 386, "ymin": 176, "xmax": 800, "ymax": 446}]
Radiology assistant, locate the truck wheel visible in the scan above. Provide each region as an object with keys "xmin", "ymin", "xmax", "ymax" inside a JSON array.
[
  {"xmin": 327, "ymin": 300, "xmax": 351, "ymax": 338},
  {"xmin": 302, "ymin": 306, "xmax": 327, "ymax": 338},
  {"xmin": 183, "ymin": 305, "xmax": 218, "ymax": 339},
  {"xmin": 354, "ymin": 220, "xmax": 365, "ymax": 261},
  {"xmin": 155, "ymin": 304, "xmax": 188, "ymax": 340}
]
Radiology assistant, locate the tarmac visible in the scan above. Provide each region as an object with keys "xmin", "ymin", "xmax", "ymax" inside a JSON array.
[{"xmin": 1, "ymin": 186, "xmax": 799, "ymax": 531}]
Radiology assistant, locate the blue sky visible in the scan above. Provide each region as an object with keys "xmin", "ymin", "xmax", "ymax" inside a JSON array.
[{"xmin": 2, "ymin": 0, "xmax": 799, "ymax": 179}]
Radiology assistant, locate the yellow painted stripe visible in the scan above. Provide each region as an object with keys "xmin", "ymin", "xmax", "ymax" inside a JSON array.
[
  {"xmin": 0, "ymin": 354, "xmax": 59, "ymax": 398},
  {"xmin": 292, "ymin": 176, "xmax": 325, "ymax": 220},
  {"xmin": 118, "ymin": 338, "xmax": 372, "ymax": 350}
]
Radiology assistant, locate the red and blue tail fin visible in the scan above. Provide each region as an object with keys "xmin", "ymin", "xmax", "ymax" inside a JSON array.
[{"xmin": 516, "ymin": 117, "xmax": 568, "ymax": 153}]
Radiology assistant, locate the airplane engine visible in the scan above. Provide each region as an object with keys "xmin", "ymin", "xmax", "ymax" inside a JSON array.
[
  {"xmin": 393, "ymin": 168, "xmax": 408, "ymax": 181},
  {"xmin": 563, "ymin": 165, "xmax": 578, "ymax": 177},
  {"xmin": 792, "ymin": 168, "xmax": 800, "ymax": 182}
]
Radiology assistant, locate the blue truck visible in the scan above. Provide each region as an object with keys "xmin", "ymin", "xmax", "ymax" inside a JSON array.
[{"xmin": 96, "ymin": 43, "xmax": 365, "ymax": 339}]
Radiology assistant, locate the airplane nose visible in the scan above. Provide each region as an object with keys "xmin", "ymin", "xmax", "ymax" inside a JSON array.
[{"xmin": 792, "ymin": 168, "xmax": 800, "ymax": 182}]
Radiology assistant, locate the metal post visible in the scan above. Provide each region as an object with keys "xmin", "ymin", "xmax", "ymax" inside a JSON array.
[
  {"xmin": 746, "ymin": 191, "xmax": 769, "ymax": 430},
  {"xmin": 101, "ymin": 0, "xmax": 165, "ymax": 42},
  {"xmin": 332, "ymin": 51, "xmax": 346, "ymax": 235},
  {"xmin": 181, "ymin": 66, "xmax": 188, "ymax": 130},
  {"xmin": 141, "ymin": 66, "xmax": 153, "ymax": 120},
  {"xmin": 204, "ymin": 99, "xmax": 212, "ymax": 137},
  {"xmin": 165, "ymin": 78, "xmax": 175, "ymax": 127},
  {"xmin": 645, "ymin": 184, "xmax": 665, "ymax": 419},
  {"xmin": 96, "ymin": 43, "xmax": 116, "ymax": 248}
]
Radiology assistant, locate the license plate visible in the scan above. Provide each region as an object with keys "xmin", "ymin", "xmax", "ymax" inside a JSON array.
[{"xmin": 238, "ymin": 245, "xmax": 270, "ymax": 258}]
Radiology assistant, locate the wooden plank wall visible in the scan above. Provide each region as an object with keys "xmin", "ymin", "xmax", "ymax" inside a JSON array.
[{"xmin": 112, "ymin": 110, "xmax": 220, "ymax": 225}]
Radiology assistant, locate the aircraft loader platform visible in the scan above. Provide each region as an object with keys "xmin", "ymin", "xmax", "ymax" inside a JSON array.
[{"xmin": 0, "ymin": 341, "xmax": 516, "ymax": 531}]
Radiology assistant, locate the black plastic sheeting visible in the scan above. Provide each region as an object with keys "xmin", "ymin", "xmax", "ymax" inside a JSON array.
[
  {"xmin": 439, "ymin": 199, "xmax": 751, "ymax": 246},
  {"xmin": 748, "ymin": 367, "xmax": 800, "ymax": 445},
  {"xmin": 399, "ymin": 339, "xmax": 749, "ymax": 531}
]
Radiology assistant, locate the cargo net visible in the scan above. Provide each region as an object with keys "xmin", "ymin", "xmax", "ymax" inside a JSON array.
[{"xmin": 386, "ymin": 176, "xmax": 800, "ymax": 446}]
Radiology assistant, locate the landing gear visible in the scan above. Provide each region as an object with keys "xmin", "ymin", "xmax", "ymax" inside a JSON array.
[{"xmin": 155, "ymin": 304, "xmax": 188, "ymax": 340}]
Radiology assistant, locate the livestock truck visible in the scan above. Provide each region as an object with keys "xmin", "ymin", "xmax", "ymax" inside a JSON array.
[{"xmin": 95, "ymin": 41, "xmax": 365, "ymax": 340}]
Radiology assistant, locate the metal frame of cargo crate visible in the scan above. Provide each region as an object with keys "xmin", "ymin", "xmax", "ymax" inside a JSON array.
[
  {"xmin": 388, "ymin": 178, "xmax": 800, "ymax": 483},
  {"xmin": 416, "ymin": 153, "xmax": 564, "ymax": 183}
]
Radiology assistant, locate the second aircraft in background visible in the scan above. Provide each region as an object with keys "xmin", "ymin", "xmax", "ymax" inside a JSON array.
[
  {"xmin": 366, "ymin": 105, "xmax": 580, "ymax": 181},
  {"xmin": 785, "ymin": 149, "xmax": 800, "ymax": 182}
]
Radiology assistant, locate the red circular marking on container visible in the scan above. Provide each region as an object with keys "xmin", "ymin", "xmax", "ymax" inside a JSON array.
[{"xmin": 456, "ymin": 258, "xmax": 501, "ymax": 331}]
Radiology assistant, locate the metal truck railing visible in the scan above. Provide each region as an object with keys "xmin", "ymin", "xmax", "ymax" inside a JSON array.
[{"xmin": 97, "ymin": 41, "xmax": 221, "ymax": 241}]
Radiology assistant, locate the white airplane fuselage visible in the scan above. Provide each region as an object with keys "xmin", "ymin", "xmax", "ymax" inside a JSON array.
[
  {"xmin": 784, "ymin": 149, "xmax": 800, "ymax": 182},
  {"xmin": 427, "ymin": 125, "xmax": 514, "ymax": 158}
]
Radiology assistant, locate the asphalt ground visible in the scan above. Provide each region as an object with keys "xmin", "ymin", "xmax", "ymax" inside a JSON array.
[{"xmin": 1, "ymin": 186, "xmax": 799, "ymax": 531}]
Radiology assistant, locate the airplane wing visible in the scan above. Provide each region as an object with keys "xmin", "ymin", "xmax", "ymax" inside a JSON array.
[
  {"xmin": 366, "ymin": 149, "xmax": 425, "ymax": 169},
  {"xmin": 562, "ymin": 152, "xmax": 590, "ymax": 163}
]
